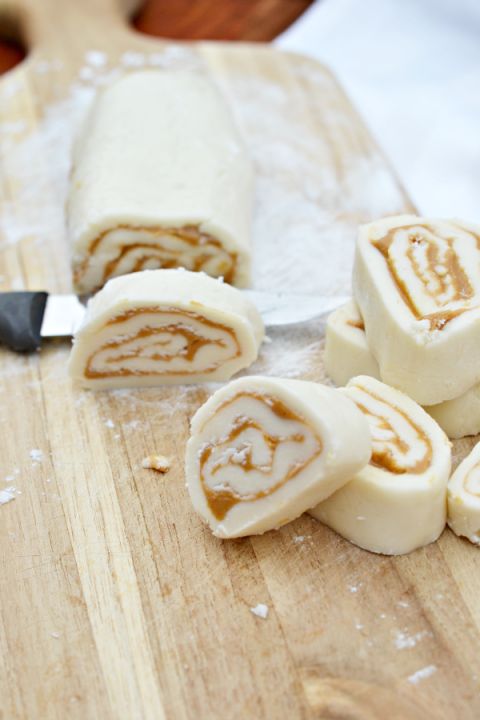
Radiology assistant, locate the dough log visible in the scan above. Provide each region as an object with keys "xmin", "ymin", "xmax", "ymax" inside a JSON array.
[
  {"xmin": 448, "ymin": 442, "xmax": 480, "ymax": 544},
  {"xmin": 185, "ymin": 376, "xmax": 372, "ymax": 538},
  {"xmin": 68, "ymin": 269, "xmax": 264, "ymax": 389},
  {"xmin": 311, "ymin": 376, "xmax": 451, "ymax": 555},
  {"xmin": 353, "ymin": 215, "xmax": 480, "ymax": 405},
  {"xmin": 68, "ymin": 71, "xmax": 253, "ymax": 294}
]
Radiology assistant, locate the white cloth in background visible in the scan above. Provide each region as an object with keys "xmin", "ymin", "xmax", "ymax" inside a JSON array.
[{"xmin": 276, "ymin": 0, "xmax": 480, "ymax": 218}]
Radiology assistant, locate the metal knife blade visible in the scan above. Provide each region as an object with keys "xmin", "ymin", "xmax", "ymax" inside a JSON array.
[{"xmin": 40, "ymin": 291, "xmax": 349, "ymax": 338}]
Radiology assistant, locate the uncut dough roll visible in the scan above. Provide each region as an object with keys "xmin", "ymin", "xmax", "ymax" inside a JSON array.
[
  {"xmin": 353, "ymin": 215, "xmax": 480, "ymax": 405},
  {"xmin": 448, "ymin": 442, "xmax": 480, "ymax": 544},
  {"xmin": 68, "ymin": 70, "xmax": 253, "ymax": 294},
  {"xmin": 68, "ymin": 269, "xmax": 264, "ymax": 389},
  {"xmin": 325, "ymin": 300, "xmax": 380, "ymax": 386},
  {"xmin": 185, "ymin": 376, "xmax": 372, "ymax": 538},
  {"xmin": 310, "ymin": 376, "xmax": 451, "ymax": 555}
]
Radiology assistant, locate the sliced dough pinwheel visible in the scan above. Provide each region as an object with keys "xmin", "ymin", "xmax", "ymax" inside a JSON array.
[
  {"xmin": 311, "ymin": 376, "xmax": 451, "ymax": 555},
  {"xmin": 185, "ymin": 376, "xmax": 372, "ymax": 538},
  {"xmin": 448, "ymin": 442, "xmax": 480, "ymax": 544},
  {"xmin": 425, "ymin": 387, "xmax": 480, "ymax": 440},
  {"xmin": 68, "ymin": 71, "xmax": 253, "ymax": 294},
  {"xmin": 324, "ymin": 299, "xmax": 480, "ymax": 439},
  {"xmin": 354, "ymin": 215, "xmax": 480, "ymax": 405},
  {"xmin": 68, "ymin": 269, "xmax": 264, "ymax": 389},
  {"xmin": 325, "ymin": 300, "xmax": 380, "ymax": 387}
]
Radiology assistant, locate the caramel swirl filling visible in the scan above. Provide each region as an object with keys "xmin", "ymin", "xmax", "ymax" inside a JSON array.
[
  {"xmin": 463, "ymin": 463, "xmax": 480, "ymax": 498},
  {"xmin": 198, "ymin": 392, "xmax": 323, "ymax": 520},
  {"xmin": 348, "ymin": 386, "xmax": 432, "ymax": 474},
  {"xmin": 85, "ymin": 306, "xmax": 241, "ymax": 379},
  {"xmin": 74, "ymin": 224, "xmax": 238, "ymax": 293},
  {"xmin": 372, "ymin": 222, "xmax": 480, "ymax": 330}
]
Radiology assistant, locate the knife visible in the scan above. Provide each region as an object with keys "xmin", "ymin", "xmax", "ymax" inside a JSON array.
[{"xmin": 0, "ymin": 290, "xmax": 349, "ymax": 352}]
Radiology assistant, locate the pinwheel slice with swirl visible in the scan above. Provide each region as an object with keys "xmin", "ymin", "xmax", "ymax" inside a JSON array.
[
  {"xmin": 68, "ymin": 269, "xmax": 264, "ymax": 389},
  {"xmin": 185, "ymin": 376, "xmax": 371, "ymax": 538},
  {"xmin": 354, "ymin": 215, "xmax": 480, "ymax": 405},
  {"xmin": 311, "ymin": 376, "xmax": 451, "ymax": 555},
  {"xmin": 448, "ymin": 442, "xmax": 480, "ymax": 545}
]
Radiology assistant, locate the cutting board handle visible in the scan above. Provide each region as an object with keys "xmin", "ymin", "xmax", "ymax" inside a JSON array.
[{"xmin": 0, "ymin": 0, "xmax": 144, "ymax": 53}]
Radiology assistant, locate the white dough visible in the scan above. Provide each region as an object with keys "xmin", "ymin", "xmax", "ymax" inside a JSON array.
[
  {"xmin": 185, "ymin": 376, "xmax": 372, "ymax": 538},
  {"xmin": 353, "ymin": 215, "xmax": 480, "ymax": 405},
  {"xmin": 68, "ymin": 269, "xmax": 264, "ymax": 388},
  {"xmin": 425, "ymin": 385, "xmax": 480, "ymax": 439},
  {"xmin": 68, "ymin": 70, "xmax": 253, "ymax": 293},
  {"xmin": 325, "ymin": 300, "xmax": 380, "ymax": 386},
  {"xmin": 448, "ymin": 442, "xmax": 480, "ymax": 544},
  {"xmin": 311, "ymin": 376, "xmax": 451, "ymax": 555}
]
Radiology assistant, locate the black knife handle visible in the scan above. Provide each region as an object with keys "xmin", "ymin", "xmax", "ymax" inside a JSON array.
[{"xmin": 0, "ymin": 291, "xmax": 48, "ymax": 352}]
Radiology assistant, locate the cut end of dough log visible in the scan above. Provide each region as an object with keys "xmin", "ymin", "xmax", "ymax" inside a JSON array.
[
  {"xmin": 311, "ymin": 375, "xmax": 451, "ymax": 555},
  {"xmin": 68, "ymin": 269, "xmax": 264, "ymax": 389},
  {"xmin": 185, "ymin": 376, "xmax": 372, "ymax": 538},
  {"xmin": 68, "ymin": 70, "xmax": 253, "ymax": 293}
]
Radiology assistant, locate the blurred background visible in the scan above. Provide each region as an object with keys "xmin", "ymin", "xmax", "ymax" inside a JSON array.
[{"xmin": 1, "ymin": 0, "xmax": 478, "ymax": 219}]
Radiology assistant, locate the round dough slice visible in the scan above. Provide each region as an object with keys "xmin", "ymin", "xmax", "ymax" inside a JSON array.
[
  {"xmin": 325, "ymin": 300, "xmax": 380, "ymax": 386},
  {"xmin": 68, "ymin": 70, "xmax": 253, "ymax": 294},
  {"xmin": 354, "ymin": 215, "xmax": 480, "ymax": 405},
  {"xmin": 68, "ymin": 269, "xmax": 264, "ymax": 389},
  {"xmin": 185, "ymin": 376, "xmax": 372, "ymax": 538},
  {"xmin": 448, "ymin": 442, "xmax": 480, "ymax": 544},
  {"xmin": 310, "ymin": 375, "xmax": 451, "ymax": 555},
  {"xmin": 425, "ymin": 385, "xmax": 480, "ymax": 439}
]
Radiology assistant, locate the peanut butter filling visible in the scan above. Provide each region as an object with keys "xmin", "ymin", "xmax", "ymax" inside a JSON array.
[
  {"xmin": 85, "ymin": 306, "xmax": 241, "ymax": 379},
  {"xmin": 74, "ymin": 224, "xmax": 238, "ymax": 291},
  {"xmin": 354, "ymin": 388, "xmax": 432, "ymax": 474},
  {"xmin": 372, "ymin": 223, "xmax": 478, "ymax": 330},
  {"xmin": 199, "ymin": 392, "xmax": 323, "ymax": 521},
  {"xmin": 347, "ymin": 318, "xmax": 365, "ymax": 331}
]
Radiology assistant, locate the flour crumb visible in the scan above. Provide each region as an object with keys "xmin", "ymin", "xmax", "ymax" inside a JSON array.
[
  {"xmin": 85, "ymin": 50, "xmax": 107, "ymax": 67},
  {"xmin": 50, "ymin": 632, "xmax": 60, "ymax": 639},
  {"xmin": 407, "ymin": 665, "xmax": 437, "ymax": 684},
  {"xmin": 104, "ymin": 419, "xmax": 115, "ymax": 428},
  {"xmin": 30, "ymin": 448, "xmax": 44, "ymax": 464},
  {"xmin": 0, "ymin": 487, "xmax": 17, "ymax": 505},
  {"xmin": 293, "ymin": 535, "xmax": 305, "ymax": 543},
  {"xmin": 142, "ymin": 454, "xmax": 171, "ymax": 473},
  {"xmin": 348, "ymin": 583, "xmax": 362, "ymax": 593},
  {"xmin": 397, "ymin": 600, "xmax": 410, "ymax": 608},
  {"xmin": 250, "ymin": 603, "xmax": 269, "ymax": 619},
  {"xmin": 121, "ymin": 51, "xmax": 146, "ymax": 68},
  {"xmin": 395, "ymin": 629, "xmax": 431, "ymax": 650}
]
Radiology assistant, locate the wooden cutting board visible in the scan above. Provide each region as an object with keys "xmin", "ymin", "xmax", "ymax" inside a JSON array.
[{"xmin": 1, "ymin": 1, "xmax": 479, "ymax": 718}]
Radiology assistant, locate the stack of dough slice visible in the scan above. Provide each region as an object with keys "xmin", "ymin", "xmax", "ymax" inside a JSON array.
[
  {"xmin": 325, "ymin": 298, "xmax": 480, "ymax": 438},
  {"xmin": 311, "ymin": 376, "xmax": 451, "ymax": 555},
  {"xmin": 68, "ymin": 70, "xmax": 253, "ymax": 294},
  {"xmin": 68, "ymin": 269, "xmax": 264, "ymax": 388},
  {"xmin": 448, "ymin": 442, "xmax": 480, "ymax": 544},
  {"xmin": 185, "ymin": 376, "xmax": 372, "ymax": 538},
  {"xmin": 325, "ymin": 215, "xmax": 480, "ymax": 438}
]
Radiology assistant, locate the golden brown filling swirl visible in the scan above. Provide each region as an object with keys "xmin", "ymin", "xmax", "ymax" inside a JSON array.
[
  {"xmin": 74, "ymin": 224, "xmax": 238, "ymax": 291},
  {"xmin": 85, "ymin": 306, "xmax": 241, "ymax": 379},
  {"xmin": 351, "ymin": 388, "xmax": 432, "ymax": 474},
  {"xmin": 198, "ymin": 392, "xmax": 323, "ymax": 520},
  {"xmin": 372, "ymin": 223, "xmax": 480, "ymax": 330}
]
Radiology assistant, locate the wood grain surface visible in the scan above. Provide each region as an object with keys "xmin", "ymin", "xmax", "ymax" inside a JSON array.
[{"xmin": 0, "ymin": 1, "xmax": 479, "ymax": 719}]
